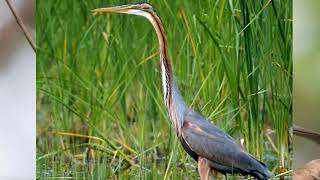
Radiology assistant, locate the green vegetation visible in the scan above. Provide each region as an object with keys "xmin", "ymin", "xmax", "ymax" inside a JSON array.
[{"xmin": 36, "ymin": 0, "xmax": 292, "ymax": 179}]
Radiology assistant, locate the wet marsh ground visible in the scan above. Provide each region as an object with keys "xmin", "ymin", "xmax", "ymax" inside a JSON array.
[{"xmin": 36, "ymin": 0, "xmax": 292, "ymax": 179}]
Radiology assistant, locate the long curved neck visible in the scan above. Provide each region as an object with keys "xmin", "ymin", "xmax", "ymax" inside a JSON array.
[{"xmin": 145, "ymin": 10, "xmax": 188, "ymax": 132}]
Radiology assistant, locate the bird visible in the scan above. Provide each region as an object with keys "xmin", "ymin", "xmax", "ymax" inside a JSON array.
[{"xmin": 94, "ymin": 2, "xmax": 272, "ymax": 180}]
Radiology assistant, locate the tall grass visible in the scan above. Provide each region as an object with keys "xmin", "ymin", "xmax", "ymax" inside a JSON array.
[{"xmin": 37, "ymin": 0, "xmax": 292, "ymax": 179}]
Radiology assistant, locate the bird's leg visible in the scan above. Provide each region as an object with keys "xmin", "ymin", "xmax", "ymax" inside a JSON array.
[{"xmin": 198, "ymin": 157, "xmax": 211, "ymax": 180}]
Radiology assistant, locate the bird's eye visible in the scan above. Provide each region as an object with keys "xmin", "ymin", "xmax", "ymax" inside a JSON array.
[{"xmin": 141, "ymin": 4, "xmax": 152, "ymax": 10}]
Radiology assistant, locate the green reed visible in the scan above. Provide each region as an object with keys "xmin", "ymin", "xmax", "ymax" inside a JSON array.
[{"xmin": 36, "ymin": 0, "xmax": 292, "ymax": 179}]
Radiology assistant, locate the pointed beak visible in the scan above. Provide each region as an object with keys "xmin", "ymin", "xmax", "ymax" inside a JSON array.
[{"xmin": 93, "ymin": 5, "xmax": 134, "ymax": 14}]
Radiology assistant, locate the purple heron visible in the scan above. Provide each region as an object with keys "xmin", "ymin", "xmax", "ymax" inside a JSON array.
[{"xmin": 94, "ymin": 2, "xmax": 272, "ymax": 180}]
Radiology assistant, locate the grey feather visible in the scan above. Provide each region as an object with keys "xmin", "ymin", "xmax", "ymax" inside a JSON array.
[{"xmin": 181, "ymin": 110, "xmax": 272, "ymax": 179}]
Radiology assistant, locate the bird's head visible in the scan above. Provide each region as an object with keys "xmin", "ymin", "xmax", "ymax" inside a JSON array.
[{"xmin": 93, "ymin": 2, "xmax": 154, "ymax": 16}]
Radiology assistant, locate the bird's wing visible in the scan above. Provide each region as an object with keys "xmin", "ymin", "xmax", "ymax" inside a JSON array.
[{"xmin": 181, "ymin": 111, "xmax": 255, "ymax": 171}]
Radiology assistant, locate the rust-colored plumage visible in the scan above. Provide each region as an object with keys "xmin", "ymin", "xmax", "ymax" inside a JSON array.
[{"xmin": 94, "ymin": 2, "xmax": 272, "ymax": 180}]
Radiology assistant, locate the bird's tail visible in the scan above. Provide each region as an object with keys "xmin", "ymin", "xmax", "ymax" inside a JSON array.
[{"xmin": 248, "ymin": 154, "xmax": 272, "ymax": 180}]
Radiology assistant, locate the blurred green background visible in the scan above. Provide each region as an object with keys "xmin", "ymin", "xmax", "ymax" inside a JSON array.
[
  {"xmin": 36, "ymin": 0, "xmax": 292, "ymax": 179},
  {"xmin": 293, "ymin": 0, "xmax": 320, "ymax": 168}
]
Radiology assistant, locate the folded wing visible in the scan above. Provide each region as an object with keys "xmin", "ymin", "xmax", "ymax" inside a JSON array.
[{"xmin": 181, "ymin": 111, "xmax": 271, "ymax": 179}]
